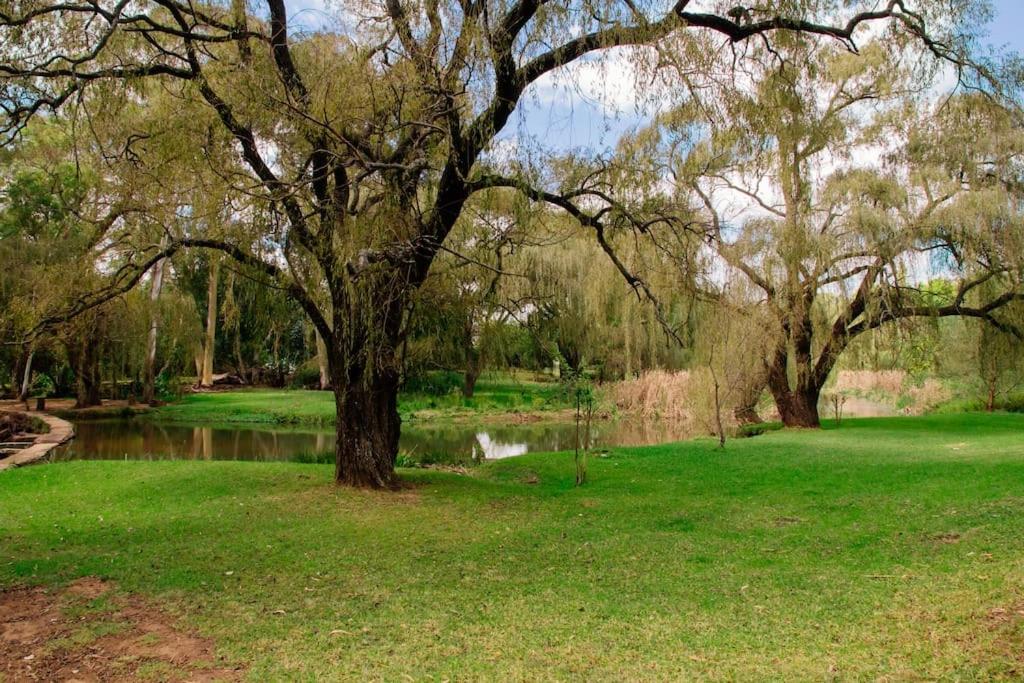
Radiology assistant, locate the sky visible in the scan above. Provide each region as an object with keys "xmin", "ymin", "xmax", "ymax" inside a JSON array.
[{"xmin": 988, "ymin": 0, "xmax": 1024, "ymax": 54}]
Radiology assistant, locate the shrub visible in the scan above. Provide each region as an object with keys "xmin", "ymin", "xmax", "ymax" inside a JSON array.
[
  {"xmin": 403, "ymin": 371, "xmax": 462, "ymax": 396},
  {"xmin": 736, "ymin": 422, "xmax": 784, "ymax": 438},
  {"xmin": 154, "ymin": 371, "xmax": 185, "ymax": 402},
  {"xmin": 290, "ymin": 450, "xmax": 333, "ymax": 464},
  {"xmin": 609, "ymin": 370, "xmax": 696, "ymax": 421},
  {"xmin": 289, "ymin": 363, "xmax": 323, "ymax": 390},
  {"xmin": 28, "ymin": 373, "xmax": 54, "ymax": 398}
]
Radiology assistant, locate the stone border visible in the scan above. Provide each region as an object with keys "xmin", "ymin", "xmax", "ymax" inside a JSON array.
[{"xmin": 0, "ymin": 410, "xmax": 75, "ymax": 472}]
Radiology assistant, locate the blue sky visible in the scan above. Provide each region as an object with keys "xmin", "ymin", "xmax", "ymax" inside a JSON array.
[{"xmin": 988, "ymin": 0, "xmax": 1024, "ymax": 54}]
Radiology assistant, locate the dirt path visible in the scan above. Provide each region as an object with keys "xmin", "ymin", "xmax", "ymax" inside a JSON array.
[{"xmin": 0, "ymin": 578, "xmax": 241, "ymax": 682}]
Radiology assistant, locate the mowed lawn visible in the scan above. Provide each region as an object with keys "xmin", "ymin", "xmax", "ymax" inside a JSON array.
[{"xmin": 3, "ymin": 414, "xmax": 1024, "ymax": 679}]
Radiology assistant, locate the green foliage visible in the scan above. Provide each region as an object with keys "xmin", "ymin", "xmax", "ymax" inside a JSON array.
[
  {"xmin": 153, "ymin": 371, "xmax": 182, "ymax": 403},
  {"xmin": 735, "ymin": 421, "xmax": 784, "ymax": 438},
  {"xmin": 401, "ymin": 370, "xmax": 462, "ymax": 397},
  {"xmin": 288, "ymin": 450, "xmax": 333, "ymax": 465},
  {"xmin": 0, "ymin": 163, "xmax": 88, "ymax": 240},
  {"xmin": 27, "ymin": 372, "xmax": 54, "ymax": 398},
  {"xmin": 288, "ymin": 363, "xmax": 322, "ymax": 390}
]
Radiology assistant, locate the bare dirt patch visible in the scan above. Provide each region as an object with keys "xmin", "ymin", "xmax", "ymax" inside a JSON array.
[
  {"xmin": 0, "ymin": 577, "xmax": 241, "ymax": 682},
  {"xmin": 927, "ymin": 531, "xmax": 963, "ymax": 544}
]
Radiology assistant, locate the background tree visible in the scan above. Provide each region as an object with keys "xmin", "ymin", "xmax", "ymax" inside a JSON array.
[{"xmin": 512, "ymin": 40, "xmax": 1021, "ymax": 427}]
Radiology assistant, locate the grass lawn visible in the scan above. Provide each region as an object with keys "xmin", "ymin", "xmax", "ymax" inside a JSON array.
[
  {"xmin": 3, "ymin": 413, "xmax": 1024, "ymax": 679},
  {"xmin": 146, "ymin": 375, "xmax": 569, "ymax": 427}
]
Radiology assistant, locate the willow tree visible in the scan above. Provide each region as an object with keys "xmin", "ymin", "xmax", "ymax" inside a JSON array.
[
  {"xmin": 527, "ymin": 40, "xmax": 1022, "ymax": 427},
  {"xmin": 680, "ymin": 52, "xmax": 1023, "ymax": 427},
  {"xmin": 1, "ymin": 0, "xmax": 971, "ymax": 485}
]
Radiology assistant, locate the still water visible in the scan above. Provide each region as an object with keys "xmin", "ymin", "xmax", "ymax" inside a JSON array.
[{"xmin": 55, "ymin": 418, "xmax": 700, "ymax": 465}]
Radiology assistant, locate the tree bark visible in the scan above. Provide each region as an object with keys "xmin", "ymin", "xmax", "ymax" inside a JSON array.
[
  {"xmin": 72, "ymin": 337, "xmax": 102, "ymax": 408},
  {"xmin": 765, "ymin": 335, "xmax": 823, "ymax": 428},
  {"xmin": 770, "ymin": 382, "xmax": 821, "ymax": 427},
  {"xmin": 733, "ymin": 372, "xmax": 766, "ymax": 425},
  {"xmin": 234, "ymin": 327, "xmax": 248, "ymax": 382},
  {"xmin": 200, "ymin": 258, "xmax": 219, "ymax": 387},
  {"xmin": 463, "ymin": 352, "xmax": 481, "ymax": 398},
  {"xmin": 315, "ymin": 329, "xmax": 330, "ymax": 390},
  {"xmin": 18, "ymin": 347, "xmax": 34, "ymax": 401},
  {"xmin": 143, "ymin": 245, "xmax": 168, "ymax": 404},
  {"xmin": 332, "ymin": 367, "xmax": 401, "ymax": 488}
]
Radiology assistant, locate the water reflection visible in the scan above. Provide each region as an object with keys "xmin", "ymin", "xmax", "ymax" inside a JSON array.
[
  {"xmin": 474, "ymin": 433, "xmax": 527, "ymax": 460},
  {"xmin": 56, "ymin": 418, "xmax": 700, "ymax": 464}
]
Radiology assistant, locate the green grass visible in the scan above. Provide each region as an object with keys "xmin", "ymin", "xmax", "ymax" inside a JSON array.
[
  {"xmin": 146, "ymin": 375, "xmax": 569, "ymax": 427},
  {"xmin": 3, "ymin": 413, "xmax": 1024, "ymax": 679}
]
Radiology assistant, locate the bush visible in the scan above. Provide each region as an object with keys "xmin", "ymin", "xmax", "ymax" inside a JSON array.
[
  {"xmin": 154, "ymin": 371, "xmax": 185, "ymax": 402},
  {"xmin": 1002, "ymin": 394, "xmax": 1024, "ymax": 413},
  {"xmin": 28, "ymin": 373, "xmax": 54, "ymax": 398},
  {"xmin": 736, "ymin": 422, "xmax": 784, "ymax": 438},
  {"xmin": 403, "ymin": 370, "xmax": 462, "ymax": 396},
  {"xmin": 289, "ymin": 363, "xmax": 323, "ymax": 390},
  {"xmin": 290, "ymin": 450, "xmax": 333, "ymax": 464}
]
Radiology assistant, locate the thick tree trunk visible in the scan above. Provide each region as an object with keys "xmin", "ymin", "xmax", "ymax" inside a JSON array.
[
  {"xmin": 143, "ymin": 248, "xmax": 167, "ymax": 404},
  {"xmin": 73, "ymin": 338, "xmax": 102, "ymax": 409},
  {"xmin": 332, "ymin": 369, "xmax": 401, "ymax": 488},
  {"xmin": 772, "ymin": 385, "xmax": 821, "ymax": 428},
  {"xmin": 734, "ymin": 404, "xmax": 764, "ymax": 425},
  {"xmin": 766, "ymin": 306, "xmax": 825, "ymax": 428},
  {"xmin": 200, "ymin": 259, "xmax": 219, "ymax": 387}
]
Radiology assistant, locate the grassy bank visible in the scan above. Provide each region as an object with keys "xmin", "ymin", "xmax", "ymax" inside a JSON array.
[
  {"xmin": 144, "ymin": 375, "xmax": 570, "ymax": 427},
  {"xmin": 3, "ymin": 413, "xmax": 1024, "ymax": 679}
]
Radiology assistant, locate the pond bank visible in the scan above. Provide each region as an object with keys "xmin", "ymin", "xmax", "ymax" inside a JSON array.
[{"xmin": 0, "ymin": 406, "xmax": 75, "ymax": 471}]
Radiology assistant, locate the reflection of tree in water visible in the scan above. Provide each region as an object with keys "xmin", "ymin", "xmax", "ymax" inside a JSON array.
[
  {"xmin": 593, "ymin": 420, "xmax": 700, "ymax": 448},
  {"xmin": 474, "ymin": 433, "xmax": 527, "ymax": 460}
]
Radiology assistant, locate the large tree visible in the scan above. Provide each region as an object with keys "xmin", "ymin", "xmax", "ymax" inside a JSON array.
[
  {"xmin": 518, "ymin": 40, "xmax": 1023, "ymax": 427},
  {"xmin": 0, "ymin": 0, "xmax": 979, "ymax": 485}
]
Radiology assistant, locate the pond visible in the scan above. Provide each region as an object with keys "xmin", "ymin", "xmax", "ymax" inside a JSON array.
[{"xmin": 54, "ymin": 418, "xmax": 700, "ymax": 466}]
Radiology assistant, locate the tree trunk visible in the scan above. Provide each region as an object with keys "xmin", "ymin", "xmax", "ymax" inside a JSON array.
[
  {"xmin": 463, "ymin": 349, "xmax": 481, "ymax": 398},
  {"xmin": 623, "ymin": 321, "xmax": 633, "ymax": 380},
  {"xmin": 712, "ymin": 371, "xmax": 726, "ymax": 448},
  {"xmin": 73, "ymin": 337, "xmax": 102, "ymax": 409},
  {"xmin": 200, "ymin": 258, "xmax": 219, "ymax": 387},
  {"xmin": 734, "ymin": 404, "xmax": 763, "ymax": 425},
  {"xmin": 772, "ymin": 385, "xmax": 821, "ymax": 428},
  {"xmin": 314, "ymin": 329, "xmax": 330, "ymax": 390},
  {"xmin": 733, "ymin": 373, "xmax": 766, "ymax": 425},
  {"xmin": 143, "ymin": 246, "xmax": 168, "ymax": 404},
  {"xmin": 18, "ymin": 347, "xmax": 34, "ymax": 401},
  {"xmin": 234, "ymin": 327, "xmax": 248, "ymax": 382},
  {"xmin": 332, "ymin": 368, "xmax": 401, "ymax": 488}
]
